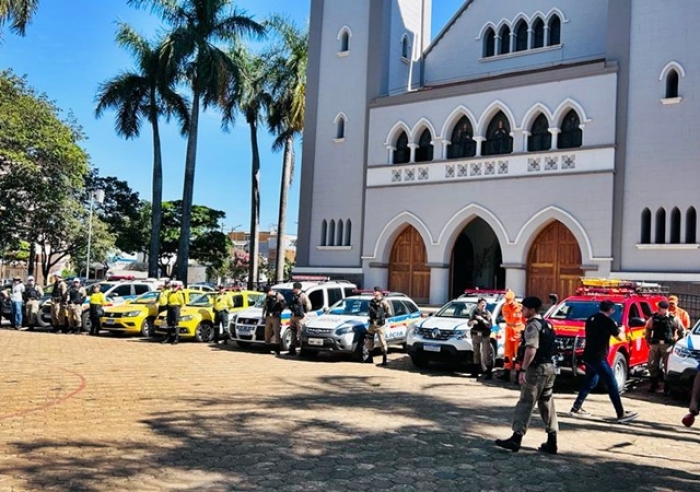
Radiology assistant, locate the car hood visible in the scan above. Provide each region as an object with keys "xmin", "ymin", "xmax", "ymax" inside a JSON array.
[
  {"xmin": 547, "ymin": 318, "xmax": 585, "ymax": 337},
  {"xmin": 677, "ymin": 333, "xmax": 700, "ymax": 350},
  {"xmin": 305, "ymin": 315, "xmax": 368, "ymax": 329},
  {"xmin": 414, "ymin": 317, "xmax": 471, "ymax": 331}
]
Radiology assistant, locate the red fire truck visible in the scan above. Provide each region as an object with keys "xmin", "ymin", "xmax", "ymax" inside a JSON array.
[{"xmin": 544, "ymin": 279, "xmax": 667, "ymax": 393}]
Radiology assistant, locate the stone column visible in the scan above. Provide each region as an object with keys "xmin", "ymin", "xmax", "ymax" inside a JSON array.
[
  {"xmin": 408, "ymin": 143, "xmax": 418, "ymax": 163},
  {"xmin": 473, "ymin": 136, "xmax": 486, "ymax": 157},
  {"xmin": 365, "ymin": 263, "xmax": 389, "ymax": 291},
  {"xmin": 548, "ymin": 128, "xmax": 561, "ymax": 150},
  {"xmin": 428, "ymin": 265, "xmax": 450, "ymax": 305},
  {"xmin": 503, "ymin": 264, "xmax": 527, "ymax": 296}
]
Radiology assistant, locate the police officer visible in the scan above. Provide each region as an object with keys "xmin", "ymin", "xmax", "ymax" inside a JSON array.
[
  {"xmin": 645, "ymin": 300, "xmax": 684, "ymax": 393},
  {"xmin": 212, "ymin": 285, "xmax": 233, "ymax": 344},
  {"xmin": 88, "ymin": 283, "xmax": 107, "ymax": 336},
  {"xmin": 263, "ymin": 288, "xmax": 286, "ymax": 355},
  {"xmin": 288, "ymin": 282, "xmax": 311, "ymax": 355},
  {"xmin": 66, "ymin": 279, "xmax": 87, "ymax": 334},
  {"xmin": 23, "ymin": 276, "xmax": 44, "ymax": 331},
  {"xmin": 496, "ymin": 297, "xmax": 559, "ymax": 454},
  {"xmin": 165, "ymin": 284, "xmax": 185, "ymax": 345},
  {"xmin": 364, "ymin": 286, "xmax": 393, "ymax": 366},
  {"xmin": 50, "ymin": 274, "xmax": 68, "ymax": 333},
  {"xmin": 468, "ymin": 298, "xmax": 494, "ymax": 380}
]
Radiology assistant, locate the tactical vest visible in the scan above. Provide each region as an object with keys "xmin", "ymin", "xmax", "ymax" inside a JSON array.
[
  {"xmin": 265, "ymin": 296, "xmax": 283, "ymax": 317},
  {"xmin": 25, "ymin": 286, "xmax": 40, "ymax": 300},
  {"xmin": 650, "ymin": 313, "xmax": 674, "ymax": 343},
  {"xmin": 52, "ymin": 281, "xmax": 62, "ymax": 300},
  {"xmin": 368, "ymin": 299, "xmax": 386, "ymax": 325},
  {"xmin": 289, "ymin": 293, "xmax": 305, "ymax": 317},
  {"xmin": 67, "ymin": 287, "xmax": 83, "ymax": 304},
  {"xmin": 531, "ymin": 318, "xmax": 557, "ymax": 367}
]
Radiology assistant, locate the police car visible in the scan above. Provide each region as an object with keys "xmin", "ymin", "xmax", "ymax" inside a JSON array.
[
  {"xmin": 665, "ymin": 318, "xmax": 700, "ymax": 395},
  {"xmin": 406, "ymin": 290, "xmax": 512, "ymax": 369},
  {"xmin": 299, "ymin": 292, "xmax": 422, "ymax": 359},
  {"xmin": 230, "ymin": 278, "xmax": 357, "ymax": 350}
]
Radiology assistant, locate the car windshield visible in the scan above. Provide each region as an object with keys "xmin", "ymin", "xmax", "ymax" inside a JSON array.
[
  {"xmin": 254, "ymin": 288, "xmax": 294, "ymax": 308},
  {"xmin": 328, "ymin": 298, "xmax": 370, "ymax": 316},
  {"xmin": 188, "ymin": 293, "xmax": 213, "ymax": 307},
  {"xmin": 435, "ymin": 301, "xmax": 476, "ymax": 318},
  {"xmin": 97, "ymin": 283, "xmax": 116, "ymax": 294},
  {"xmin": 134, "ymin": 291, "xmax": 159, "ymax": 304},
  {"xmin": 691, "ymin": 319, "xmax": 700, "ymax": 335},
  {"xmin": 548, "ymin": 300, "xmax": 623, "ymax": 324}
]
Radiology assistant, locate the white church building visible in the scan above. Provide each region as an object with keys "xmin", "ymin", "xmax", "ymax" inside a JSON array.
[{"xmin": 294, "ymin": 0, "xmax": 700, "ymax": 305}]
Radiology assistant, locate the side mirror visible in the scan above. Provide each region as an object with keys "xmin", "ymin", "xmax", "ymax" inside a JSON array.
[
  {"xmin": 628, "ymin": 317, "xmax": 646, "ymax": 328},
  {"xmin": 323, "ymin": 307, "xmax": 329, "ymax": 314}
]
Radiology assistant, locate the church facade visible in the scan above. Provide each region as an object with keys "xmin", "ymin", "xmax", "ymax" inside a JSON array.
[{"xmin": 294, "ymin": 0, "xmax": 700, "ymax": 305}]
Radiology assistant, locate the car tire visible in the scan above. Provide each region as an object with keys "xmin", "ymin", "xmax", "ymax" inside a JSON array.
[
  {"xmin": 236, "ymin": 341, "xmax": 252, "ymax": 349},
  {"xmin": 410, "ymin": 353, "xmax": 430, "ymax": 368},
  {"xmin": 194, "ymin": 323, "xmax": 213, "ymax": 343},
  {"xmin": 140, "ymin": 318, "xmax": 154, "ymax": 338},
  {"xmin": 81, "ymin": 311, "xmax": 91, "ymax": 333},
  {"xmin": 612, "ymin": 352, "xmax": 628, "ymax": 395},
  {"xmin": 281, "ymin": 329, "xmax": 292, "ymax": 352}
]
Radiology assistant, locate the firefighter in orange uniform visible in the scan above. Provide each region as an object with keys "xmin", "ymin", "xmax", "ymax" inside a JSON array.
[{"xmin": 501, "ymin": 290, "xmax": 525, "ymax": 381}]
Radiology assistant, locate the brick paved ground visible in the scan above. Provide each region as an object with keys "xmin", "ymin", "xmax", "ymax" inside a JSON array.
[{"xmin": 0, "ymin": 328, "xmax": 698, "ymax": 492}]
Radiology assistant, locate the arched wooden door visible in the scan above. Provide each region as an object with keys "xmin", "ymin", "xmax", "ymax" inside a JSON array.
[
  {"xmin": 526, "ymin": 221, "xmax": 583, "ymax": 301},
  {"xmin": 388, "ymin": 226, "xmax": 430, "ymax": 304}
]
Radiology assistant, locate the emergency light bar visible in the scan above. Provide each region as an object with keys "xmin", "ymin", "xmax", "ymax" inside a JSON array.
[
  {"xmin": 577, "ymin": 278, "xmax": 666, "ymax": 296},
  {"xmin": 106, "ymin": 275, "xmax": 135, "ymax": 281},
  {"xmin": 463, "ymin": 288, "xmax": 507, "ymax": 295},
  {"xmin": 290, "ymin": 275, "xmax": 331, "ymax": 282}
]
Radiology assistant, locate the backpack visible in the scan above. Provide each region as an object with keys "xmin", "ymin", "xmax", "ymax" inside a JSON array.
[{"xmin": 516, "ymin": 318, "xmax": 557, "ymax": 366}]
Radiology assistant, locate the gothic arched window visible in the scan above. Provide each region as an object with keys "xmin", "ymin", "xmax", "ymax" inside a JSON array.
[
  {"xmin": 484, "ymin": 28, "xmax": 495, "ymax": 57},
  {"xmin": 528, "ymin": 114, "xmax": 552, "ymax": 152},
  {"xmin": 559, "ymin": 110, "xmax": 582, "ymax": 149},
  {"xmin": 393, "ymin": 131, "xmax": 410, "ymax": 164},
  {"xmin": 483, "ymin": 111, "xmax": 513, "ymax": 156},
  {"xmin": 514, "ymin": 20, "xmax": 528, "ymax": 52},
  {"xmin": 448, "ymin": 116, "xmax": 476, "ymax": 159},
  {"xmin": 655, "ymin": 208, "xmax": 666, "ymax": 244},
  {"xmin": 499, "ymin": 25, "xmax": 511, "ymax": 55},
  {"xmin": 548, "ymin": 15, "xmax": 561, "ymax": 46},
  {"xmin": 415, "ymin": 129, "xmax": 434, "ymax": 162},
  {"xmin": 533, "ymin": 18, "xmax": 545, "ymax": 48},
  {"xmin": 666, "ymin": 69, "xmax": 679, "ymax": 99}
]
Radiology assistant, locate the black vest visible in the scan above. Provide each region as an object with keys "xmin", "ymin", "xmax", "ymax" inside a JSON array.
[
  {"xmin": 265, "ymin": 295, "xmax": 283, "ymax": 316},
  {"xmin": 25, "ymin": 285, "xmax": 40, "ymax": 300},
  {"xmin": 52, "ymin": 281, "xmax": 62, "ymax": 300},
  {"xmin": 68, "ymin": 287, "xmax": 82, "ymax": 304},
  {"xmin": 289, "ymin": 293, "xmax": 305, "ymax": 317},
  {"xmin": 531, "ymin": 318, "xmax": 557, "ymax": 367},
  {"xmin": 368, "ymin": 299, "xmax": 386, "ymax": 325},
  {"xmin": 650, "ymin": 313, "xmax": 674, "ymax": 343}
]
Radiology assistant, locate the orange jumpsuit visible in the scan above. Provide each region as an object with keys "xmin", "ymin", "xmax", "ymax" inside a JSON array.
[
  {"xmin": 669, "ymin": 305, "xmax": 691, "ymax": 331},
  {"xmin": 502, "ymin": 300, "xmax": 525, "ymax": 370}
]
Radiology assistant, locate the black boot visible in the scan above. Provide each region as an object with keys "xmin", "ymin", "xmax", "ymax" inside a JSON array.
[
  {"xmin": 471, "ymin": 366, "xmax": 480, "ymax": 378},
  {"xmin": 497, "ymin": 369, "xmax": 510, "ymax": 381},
  {"xmin": 538, "ymin": 432, "xmax": 558, "ymax": 454},
  {"xmin": 483, "ymin": 366, "xmax": 493, "ymax": 380},
  {"xmin": 649, "ymin": 377, "xmax": 659, "ymax": 393},
  {"xmin": 380, "ymin": 352, "xmax": 387, "ymax": 366},
  {"xmin": 288, "ymin": 347, "xmax": 297, "ymax": 356},
  {"xmin": 495, "ymin": 433, "xmax": 522, "ymax": 452}
]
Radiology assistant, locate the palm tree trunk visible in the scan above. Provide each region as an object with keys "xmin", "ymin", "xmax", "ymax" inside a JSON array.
[
  {"xmin": 275, "ymin": 134, "xmax": 294, "ymax": 283},
  {"xmin": 176, "ymin": 88, "xmax": 200, "ymax": 284},
  {"xmin": 247, "ymin": 119, "xmax": 260, "ymax": 290},
  {"xmin": 149, "ymin": 101, "xmax": 163, "ymax": 279}
]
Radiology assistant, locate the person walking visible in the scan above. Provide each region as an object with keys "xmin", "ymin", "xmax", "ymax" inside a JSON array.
[
  {"xmin": 496, "ymin": 297, "xmax": 559, "ymax": 454},
  {"xmin": 668, "ymin": 295, "xmax": 691, "ymax": 330},
  {"xmin": 212, "ymin": 285, "xmax": 233, "ymax": 344},
  {"xmin": 9, "ymin": 277, "xmax": 25, "ymax": 329},
  {"xmin": 569, "ymin": 300, "xmax": 638, "ymax": 422},
  {"xmin": 501, "ymin": 290, "xmax": 525, "ymax": 381},
  {"xmin": 66, "ymin": 279, "xmax": 86, "ymax": 334},
  {"xmin": 469, "ymin": 298, "xmax": 494, "ymax": 379},
  {"xmin": 165, "ymin": 284, "xmax": 185, "ymax": 345},
  {"xmin": 88, "ymin": 283, "xmax": 107, "ymax": 336},
  {"xmin": 287, "ymin": 282, "xmax": 311, "ymax": 355},
  {"xmin": 50, "ymin": 274, "xmax": 68, "ymax": 333},
  {"xmin": 364, "ymin": 287, "xmax": 393, "ymax": 366},
  {"xmin": 263, "ymin": 288, "xmax": 286, "ymax": 354},
  {"xmin": 23, "ymin": 276, "xmax": 43, "ymax": 331},
  {"xmin": 645, "ymin": 300, "xmax": 685, "ymax": 393}
]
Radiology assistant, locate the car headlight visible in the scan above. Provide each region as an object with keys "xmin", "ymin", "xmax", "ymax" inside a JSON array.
[
  {"xmin": 453, "ymin": 329, "xmax": 469, "ymax": 340},
  {"xmin": 407, "ymin": 325, "xmax": 418, "ymax": 337},
  {"xmin": 180, "ymin": 315, "xmax": 195, "ymax": 322},
  {"xmin": 124, "ymin": 311, "xmax": 141, "ymax": 318},
  {"xmin": 673, "ymin": 345, "xmax": 691, "ymax": 358},
  {"xmin": 335, "ymin": 325, "xmax": 355, "ymax": 335}
]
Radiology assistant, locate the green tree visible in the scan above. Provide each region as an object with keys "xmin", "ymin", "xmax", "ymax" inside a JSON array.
[
  {"xmin": 95, "ymin": 22, "xmax": 189, "ymax": 278},
  {"xmin": 220, "ymin": 43, "xmax": 270, "ymax": 290},
  {"xmin": 0, "ymin": 0, "xmax": 38, "ymax": 36},
  {"xmin": 266, "ymin": 16, "xmax": 307, "ymax": 282},
  {"xmin": 158, "ymin": 200, "xmax": 231, "ymax": 276},
  {"xmin": 129, "ymin": 0, "xmax": 265, "ymax": 283}
]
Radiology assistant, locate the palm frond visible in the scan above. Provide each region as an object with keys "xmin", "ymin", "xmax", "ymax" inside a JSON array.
[
  {"xmin": 115, "ymin": 22, "xmax": 153, "ymax": 67},
  {"xmin": 95, "ymin": 72, "xmax": 150, "ymax": 139},
  {"xmin": 3, "ymin": 0, "xmax": 38, "ymax": 36}
]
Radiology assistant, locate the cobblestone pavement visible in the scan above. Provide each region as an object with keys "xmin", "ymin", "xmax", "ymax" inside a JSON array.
[{"xmin": 0, "ymin": 328, "xmax": 698, "ymax": 492}]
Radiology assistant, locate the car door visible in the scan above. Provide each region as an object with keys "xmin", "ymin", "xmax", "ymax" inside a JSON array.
[
  {"xmin": 386, "ymin": 300, "xmax": 409, "ymax": 342},
  {"xmin": 307, "ymin": 288, "xmax": 325, "ymax": 317}
]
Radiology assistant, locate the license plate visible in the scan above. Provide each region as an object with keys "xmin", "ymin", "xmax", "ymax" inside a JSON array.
[
  {"xmin": 238, "ymin": 326, "xmax": 254, "ymax": 333},
  {"xmin": 308, "ymin": 338, "xmax": 324, "ymax": 346},
  {"xmin": 106, "ymin": 319, "xmax": 115, "ymax": 325},
  {"xmin": 423, "ymin": 343, "xmax": 441, "ymax": 352}
]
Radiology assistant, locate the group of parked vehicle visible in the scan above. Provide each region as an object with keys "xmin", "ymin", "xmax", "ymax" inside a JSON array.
[{"xmin": 4, "ymin": 275, "xmax": 697, "ymax": 397}]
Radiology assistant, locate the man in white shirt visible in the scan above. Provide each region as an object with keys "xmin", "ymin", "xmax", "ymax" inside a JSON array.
[{"xmin": 10, "ymin": 277, "xmax": 25, "ymax": 329}]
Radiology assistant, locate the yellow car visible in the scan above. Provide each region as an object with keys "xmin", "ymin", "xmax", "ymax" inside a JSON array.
[
  {"xmin": 100, "ymin": 289, "xmax": 199, "ymax": 337},
  {"xmin": 153, "ymin": 290, "xmax": 264, "ymax": 342}
]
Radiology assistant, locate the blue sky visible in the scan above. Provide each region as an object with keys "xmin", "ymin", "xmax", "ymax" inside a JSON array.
[{"xmin": 1, "ymin": 0, "xmax": 464, "ymax": 236}]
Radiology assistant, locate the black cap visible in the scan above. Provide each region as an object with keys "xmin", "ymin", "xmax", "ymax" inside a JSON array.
[
  {"xmin": 521, "ymin": 296, "xmax": 543, "ymax": 310},
  {"xmin": 658, "ymin": 300, "xmax": 670, "ymax": 309},
  {"xmin": 373, "ymin": 286, "xmax": 382, "ymax": 293},
  {"xmin": 293, "ymin": 282, "xmax": 302, "ymax": 289}
]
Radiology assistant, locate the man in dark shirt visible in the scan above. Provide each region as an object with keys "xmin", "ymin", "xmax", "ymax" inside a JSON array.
[{"xmin": 569, "ymin": 300, "xmax": 638, "ymax": 423}]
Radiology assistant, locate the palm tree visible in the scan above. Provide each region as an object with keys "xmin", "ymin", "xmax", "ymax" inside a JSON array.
[
  {"xmin": 266, "ymin": 16, "xmax": 307, "ymax": 282},
  {"xmin": 0, "ymin": 0, "xmax": 38, "ymax": 36},
  {"xmin": 220, "ymin": 43, "xmax": 270, "ymax": 290},
  {"xmin": 95, "ymin": 23, "xmax": 189, "ymax": 278},
  {"xmin": 129, "ymin": 0, "xmax": 265, "ymax": 283}
]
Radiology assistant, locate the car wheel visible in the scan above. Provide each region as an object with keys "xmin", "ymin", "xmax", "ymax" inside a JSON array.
[
  {"xmin": 140, "ymin": 318, "xmax": 154, "ymax": 338},
  {"xmin": 299, "ymin": 348, "xmax": 317, "ymax": 359},
  {"xmin": 410, "ymin": 353, "xmax": 430, "ymax": 368},
  {"xmin": 281, "ymin": 329, "xmax": 292, "ymax": 351},
  {"xmin": 612, "ymin": 352, "xmax": 628, "ymax": 394},
  {"xmin": 36, "ymin": 311, "xmax": 51, "ymax": 328},
  {"xmin": 194, "ymin": 323, "xmax": 213, "ymax": 343},
  {"xmin": 237, "ymin": 341, "xmax": 252, "ymax": 349},
  {"xmin": 81, "ymin": 311, "xmax": 91, "ymax": 333}
]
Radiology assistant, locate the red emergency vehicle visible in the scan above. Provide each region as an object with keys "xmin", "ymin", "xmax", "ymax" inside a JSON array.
[{"xmin": 544, "ymin": 279, "xmax": 667, "ymax": 392}]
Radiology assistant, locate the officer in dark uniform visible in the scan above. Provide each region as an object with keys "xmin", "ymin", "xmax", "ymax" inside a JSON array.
[
  {"xmin": 364, "ymin": 287, "xmax": 392, "ymax": 366},
  {"xmin": 645, "ymin": 300, "xmax": 684, "ymax": 392},
  {"xmin": 165, "ymin": 284, "xmax": 185, "ymax": 345},
  {"xmin": 66, "ymin": 279, "xmax": 86, "ymax": 334},
  {"xmin": 496, "ymin": 296, "xmax": 559, "ymax": 454},
  {"xmin": 263, "ymin": 288, "xmax": 286, "ymax": 354},
  {"xmin": 288, "ymin": 282, "xmax": 311, "ymax": 355},
  {"xmin": 23, "ymin": 276, "xmax": 43, "ymax": 331}
]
